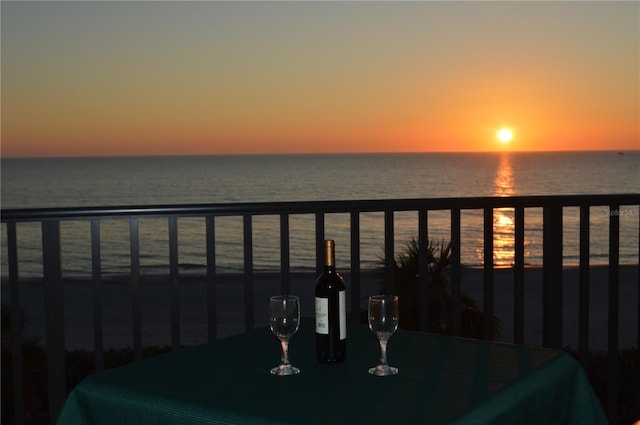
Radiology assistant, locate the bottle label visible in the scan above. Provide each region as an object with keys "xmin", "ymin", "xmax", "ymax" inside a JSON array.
[
  {"xmin": 315, "ymin": 297, "xmax": 329, "ymax": 334},
  {"xmin": 315, "ymin": 292, "xmax": 347, "ymax": 340},
  {"xmin": 339, "ymin": 290, "xmax": 347, "ymax": 340}
]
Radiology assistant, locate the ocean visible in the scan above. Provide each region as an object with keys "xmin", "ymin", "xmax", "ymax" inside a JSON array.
[{"xmin": 1, "ymin": 151, "xmax": 639, "ymax": 277}]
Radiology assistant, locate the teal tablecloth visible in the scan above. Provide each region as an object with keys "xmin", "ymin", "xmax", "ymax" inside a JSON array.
[{"xmin": 56, "ymin": 319, "xmax": 608, "ymax": 425}]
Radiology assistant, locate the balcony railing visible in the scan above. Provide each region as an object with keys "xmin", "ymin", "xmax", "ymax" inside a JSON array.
[{"xmin": 2, "ymin": 194, "xmax": 639, "ymax": 425}]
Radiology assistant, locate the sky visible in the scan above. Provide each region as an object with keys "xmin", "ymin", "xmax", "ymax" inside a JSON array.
[{"xmin": 1, "ymin": 1, "xmax": 639, "ymax": 157}]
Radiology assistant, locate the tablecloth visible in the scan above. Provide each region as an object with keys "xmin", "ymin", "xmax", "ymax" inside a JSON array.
[{"xmin": 56, "ymin": 319, "xmax": 608, "ymax": 425}]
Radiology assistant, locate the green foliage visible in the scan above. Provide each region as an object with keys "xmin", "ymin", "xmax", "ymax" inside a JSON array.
[{"xmin": 378, "ymin": 237, "xmax": 501, "ymax": 339}]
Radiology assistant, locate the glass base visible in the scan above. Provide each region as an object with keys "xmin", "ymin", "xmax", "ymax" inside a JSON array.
[
  {"xmin": 368, "ymin": 364, "xmax": 398, "ymax": 376},
  {"xmin": 270, "ymin": 364, "xmax": 300, "ymax": 376}
]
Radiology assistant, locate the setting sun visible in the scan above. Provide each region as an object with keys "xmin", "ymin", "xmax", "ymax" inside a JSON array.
[
  {"xmin": 2, "ymin": 1, "xmax": 638, "ymax": 157},
  {"xmin": 497, "ymin": 128, "xmax": 514, "ymax": 143}
]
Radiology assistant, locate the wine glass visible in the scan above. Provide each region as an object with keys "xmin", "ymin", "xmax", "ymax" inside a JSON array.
[
  {"xmin": 368, "ymin": 295, "xmax": 399, "ymax": 376},
  {"xmin": 269, "ymin": 295, "xmax": 301, "ymax": 376}
]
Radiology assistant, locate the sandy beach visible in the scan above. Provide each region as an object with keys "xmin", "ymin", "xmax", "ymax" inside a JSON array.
[{"xmin": 2, "ymin": 265, "xmax": 637, "ymax": 351}]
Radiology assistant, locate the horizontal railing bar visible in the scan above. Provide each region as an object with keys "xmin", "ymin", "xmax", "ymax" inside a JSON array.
[{"xmin": 3, "ymin": 194, "xmax": 639, "ymax": 222}]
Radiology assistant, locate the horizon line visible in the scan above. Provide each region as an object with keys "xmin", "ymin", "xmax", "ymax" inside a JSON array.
[{"xmin": 2, "ymin": 148, "xmax": 639, "ymax": 160}]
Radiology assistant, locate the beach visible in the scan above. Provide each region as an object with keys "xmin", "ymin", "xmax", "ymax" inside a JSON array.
[{"xmin": 2, "ymin": 265, "xmax": 637, "ymax": 352}]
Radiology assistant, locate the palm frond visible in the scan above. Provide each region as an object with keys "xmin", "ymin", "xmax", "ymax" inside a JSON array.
[{"xmin": 376, "ymin": 235, "xmax": 501, "ymax": 338}]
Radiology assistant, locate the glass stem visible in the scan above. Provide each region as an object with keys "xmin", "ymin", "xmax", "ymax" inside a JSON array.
[
  {"xmin": 379, "ymin": 339, "xmax": 388, "ymax": 366},
  {"xmin": 280, "ymin": 339, "xmax": 290, "ymax": 365}
]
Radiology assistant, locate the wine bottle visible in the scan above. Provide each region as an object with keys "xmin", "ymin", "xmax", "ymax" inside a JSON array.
[{"xmin": 315, "ymin": 239, "xmax": 347, "ymax": 363}]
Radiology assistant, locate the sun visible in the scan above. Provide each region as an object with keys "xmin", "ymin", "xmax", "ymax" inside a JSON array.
[{"xmin": 497, "ymin": 128, "xmax": 513, "ymax": 144}]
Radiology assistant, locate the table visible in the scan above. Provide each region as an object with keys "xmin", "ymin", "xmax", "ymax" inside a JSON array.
[{"xmin": 56, "ymin": 319, "xmax": 608, "ymax": 425}]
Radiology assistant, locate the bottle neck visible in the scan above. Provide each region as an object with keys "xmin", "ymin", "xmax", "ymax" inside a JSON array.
[{"xmin": 324, "ymin": 240, "xmax": 335, "ymax": 268}]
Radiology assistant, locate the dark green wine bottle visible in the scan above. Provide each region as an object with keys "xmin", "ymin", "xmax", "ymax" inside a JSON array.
[{"xmin": 315, "ymin": 240, "xmax": 346, "ymax": 363}]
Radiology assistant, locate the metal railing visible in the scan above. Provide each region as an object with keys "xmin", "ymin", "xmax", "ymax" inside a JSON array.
[{"xmin": 2, "ymin": 194, "xmax": 639, "ymax": 424}]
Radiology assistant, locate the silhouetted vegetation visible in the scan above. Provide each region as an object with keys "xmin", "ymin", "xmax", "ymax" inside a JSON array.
[
  {"xmin": 377, "ymin": 237, "xmax": 500, "ymax": 339},
  {"xmin": 1, "ymin": 305, "xmax": 172, "ymax": 425},
  {"xmin": 567, "ymin": 348, "xmax": 639, "ymax": 425},
  {"xmin": 2, "ymin": 305, "xmax": 48, "ymax": 425}
]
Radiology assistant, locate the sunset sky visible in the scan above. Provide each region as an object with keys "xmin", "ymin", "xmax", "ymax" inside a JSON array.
[{"xmin": 2, "ymin": 1, "xmax": 638, "ymax": 157}]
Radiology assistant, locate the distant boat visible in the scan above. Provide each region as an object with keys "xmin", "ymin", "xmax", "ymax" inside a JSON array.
[{"xmin": 617, "ymin": 152, "xmax": 625, "ymax": 155}]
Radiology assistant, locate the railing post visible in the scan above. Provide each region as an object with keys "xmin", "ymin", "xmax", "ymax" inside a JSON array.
[
  {"xmin": 243, "ymin": 214, "xmax": 254, "ymax": 331},
  {"xmin": 169, "ymin": 217, "xmax": 180, "ymax": 350},
  {"xmin": 350, "ymin": 211, "xmax": 361, "ymax": 322},
  {"xmin": 578, "ymin": 206, "xmax": 590, "ymax": 368},
  {"xmin": 130, "ymin": 218, "xmax": 142, "ymax": 361},
  {"xmin": 206, "ymin": 216, "xmax": 217, "ymax": 341},
  {"xmin": 384, "ymin": 210, "xmax": 395, "ymax": 295},
  {"xmin": 91, "ymin": 219, "xmax": 104, "ymax": 372},
  {"xmin": 280, "ymin": 213, "xmax": 290, "ymax": 295},
  {"xmin": 637, "ymin": 208, "xmax": 640, "ymax": 422},
  {"xmin": 483, "ymin": 207, "xmax": 494, "ymax": 339},
  {"xmin": 542, "ymin": 205, "xmax": 563, "ymax": 349},
  {"xmin": 514, "ymin": 207, "xmax": 525, "ymax": 344},
  {"xmin": 418, "ymin": 209, "xmax": 429, "ymax": 332},
  {"xmin": 42, "ymin": 220, "xmax": 66, "ymax": 424},
  {"xmin": 607, "ymin": 204, "xmax": 620, "ymax": 423},
  {"xmin": 450, "ymin": 208, "xmax": 461, "ymax": 336},
  {"xmin": 7, "ymin": 222, "xmax": 25, "ymax": 425},
  {"xmin": 315, "ymin": 212, "xmax": 325, "ymax": 275}
]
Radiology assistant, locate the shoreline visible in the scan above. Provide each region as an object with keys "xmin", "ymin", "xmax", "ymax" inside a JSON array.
[
  {"xmin": 3, "ymin": 262, "xmax": 633, "ymax": 284},
  {"xmin": 2, "ymin": 265, "xmax": 638, "ymax": 351}
]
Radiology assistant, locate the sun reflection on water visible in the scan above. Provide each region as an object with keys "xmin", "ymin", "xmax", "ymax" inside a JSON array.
[
  {"xmin": 494, "ymin": 154, "xmax": 516, "ymax": 198},
  {"xmin": 476, "ymin": 154, "xmax": 531, "ymax": 266}
]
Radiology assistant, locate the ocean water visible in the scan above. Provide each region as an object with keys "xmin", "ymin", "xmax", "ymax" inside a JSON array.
[{"xmin": 1, "ymin": 151, "xmax": 639, "ymax": 277}]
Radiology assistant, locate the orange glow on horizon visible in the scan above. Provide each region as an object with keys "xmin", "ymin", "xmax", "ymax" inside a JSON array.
[{"xmin": 2, "ymin": 1, "xmax": 637, "ymax": 158}]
